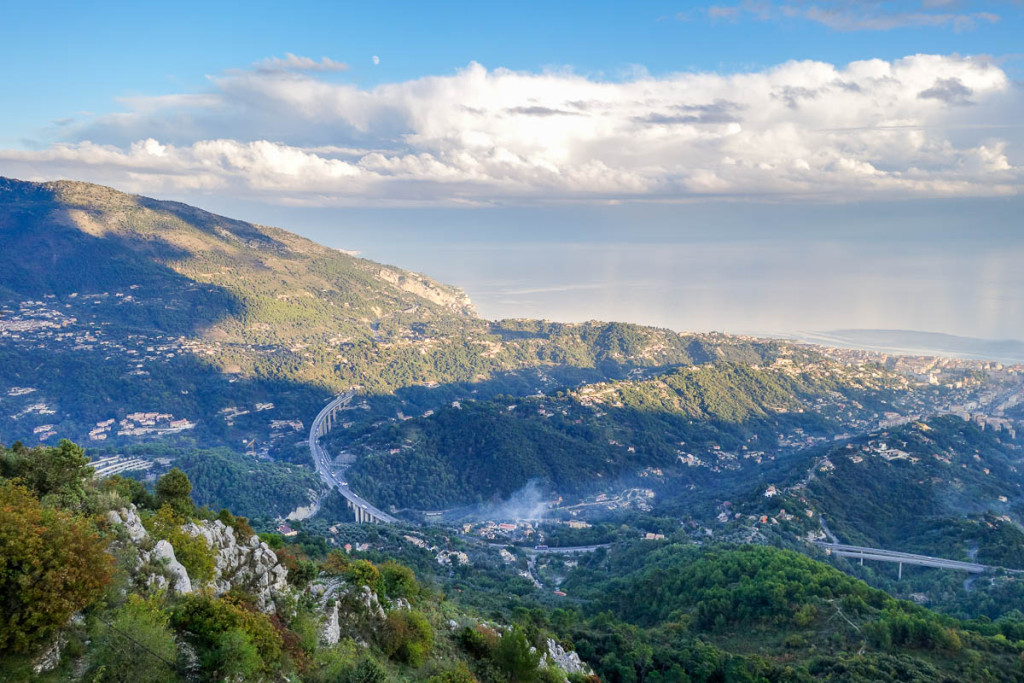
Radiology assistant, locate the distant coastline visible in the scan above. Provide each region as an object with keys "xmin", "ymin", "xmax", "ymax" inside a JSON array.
[{"xmin": 789, "ymin": 329, "xmax": 1024, "ymax": 366}]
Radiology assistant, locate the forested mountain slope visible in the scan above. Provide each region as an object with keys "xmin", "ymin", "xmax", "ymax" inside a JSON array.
[
  {"xmin": 340, "ymin": 359, "xmax": 937, "ymax": 511},
  {"xmin": 1, "ymin": 177, "xmax": 794, "ymax": 453},
  {"xmin": 8, "ymin": 439, "xmax": 1024, "ymax": 682}
]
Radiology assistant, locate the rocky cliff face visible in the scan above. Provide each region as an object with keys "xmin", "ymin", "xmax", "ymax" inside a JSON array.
[
  {"xmin": 183, "ymin": 520, "xmax": 288, "ymax": 612},
  {"xmin": 542, "ymin": 637, "xmax": 594, "ymax": 677},
  {"xmin": 312, "ymin": 579, "xmax": 390, "ymax": 647},
  {"xmin": 106, "ymin": 506, "xmax": 288, "ymax": 612},
  {"xmin": 377, "ymin": 267, "xmax": 475, "ymax": 315},
  {"xmin": 106, "ymin": 506, "xmax": 192, "ymax": 594}
]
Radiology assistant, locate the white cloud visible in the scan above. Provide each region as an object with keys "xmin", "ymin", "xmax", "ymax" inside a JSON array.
[
  {"xmin": 256, "ymin": 53, "xmax": 349, "ymax": 73},
  {"xmin": 699, "ymin": 1, "xmax": 1002, "ymax": 32},
  {"xmin": 1, "ymin": 54, "xmax": 1020, "ymax": 205}
]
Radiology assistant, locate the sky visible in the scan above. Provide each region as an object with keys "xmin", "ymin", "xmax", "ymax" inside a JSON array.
[{"xmin": 2, "ymin": 0, "xmax": 1023, "ymax": 340}]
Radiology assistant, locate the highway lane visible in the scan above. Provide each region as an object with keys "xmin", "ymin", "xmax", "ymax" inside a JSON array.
[
  {"xmin": 814, "ymin": 542, "xmax": 1022, "ymax": 574},
  {"xmin": 309, "ymin": 393, "xmax": 1015, "ymax": 580},
  {"xmin": 527, "ymin": 544, "xmax": 610, "ymax": 555},
  {"xmin": 309, "ymin": 391, "xmax": 399, "ymax": 524}
]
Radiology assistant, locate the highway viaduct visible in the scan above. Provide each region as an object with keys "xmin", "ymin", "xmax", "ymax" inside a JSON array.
[
  {"xmin": 309, "ymin": 390, "xmax": 397, "ymax": 524},
  {"xmin": 814, "ymin": 541, "xmax": 1022, "ymax": 579},
  {"xmin": 309, "ymin": 393, "xmax": 1024, "ymax": 584}
]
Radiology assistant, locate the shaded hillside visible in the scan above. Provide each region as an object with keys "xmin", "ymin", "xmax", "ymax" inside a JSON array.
[
  {"xmin": 0, "ymin": 177, "xmax": 473, "ymax": 341},
  {"xmin": 0, "ymin": 177, "xmax": 811, "ymax": 450},
  {"xmin": 342, "ymin": 361, "xmax": 920, "ymax": 510},
  {"xmin": 770, "ymin": 417, "xmax": 1024, "ymax": 562}
]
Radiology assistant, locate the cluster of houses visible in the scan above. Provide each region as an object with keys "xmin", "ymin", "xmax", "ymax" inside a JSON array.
[{"xmin": 116, "ymin": 413, "xmax": 195, "ymax": 437}]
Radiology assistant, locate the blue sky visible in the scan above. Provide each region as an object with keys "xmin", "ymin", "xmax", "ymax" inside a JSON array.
[
  {"xmin": 2, "ymin": 1, "xmax": 1023, "ymax": 339},
  {"xmin": 3, "ymin": 1, "xmax": 1023, "ymax": 149}
]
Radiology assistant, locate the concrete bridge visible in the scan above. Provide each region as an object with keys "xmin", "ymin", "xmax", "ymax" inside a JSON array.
[
  {"xmin": 309, "ymin": 390, "xmax": 398, "ymax": 524},
  {"xmin": 815, "ymin": 541, "xmax": 1022, "ymax": 579}
]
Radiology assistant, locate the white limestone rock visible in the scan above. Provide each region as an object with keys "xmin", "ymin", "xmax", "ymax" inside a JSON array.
[
  {"xmin": 106, "ymin": 505, "xmax": 148, "ymax": 543},
  {"xmin": 104, "ymin": 508, "xmax": 288, "ymax": 610},
  {"xmin": 31, "ymin": 632, "xmax": 67, "ymax": 674},
  {"xmin": 182, "ymin": 520, "xmax": 288, "ymax": 612},
  {"xmin": 321, "ymin": 601, "xmax": 341, "ymax": 646},
  {"xmin": 542, "ymin": 638, "xmax": 594, "ymax": 677},
  {"xmin": 357, "ymin": 584, "xmax": 386, "ymax": 622},
  {"xmin": 150, "ymin": 539, "xmax": 192, "ymax": 594}
]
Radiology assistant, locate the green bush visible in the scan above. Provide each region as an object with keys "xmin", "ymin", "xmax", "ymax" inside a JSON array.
[
  {"xmin": 382, "ymin": 610, "xmax": 434, "ymax": 666},
  {"xmin": 89, "ymin": 596, "xmax": 178, "ymax": 683},
  {"xmin": 144, "ymin": 506, "xmax": 217, "ymax": 587}
]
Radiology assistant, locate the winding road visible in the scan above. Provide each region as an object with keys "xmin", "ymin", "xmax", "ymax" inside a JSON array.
[
  {"xmin": 309, "ymin": 390, "xmax": 398, "ymax": 524},
  {"xmin": 309, "ymin": 394, "xmax": 1022, "ymax": 583}
]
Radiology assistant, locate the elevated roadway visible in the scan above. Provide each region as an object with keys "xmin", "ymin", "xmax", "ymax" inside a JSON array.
[
  {"xmin": 814, "ymin": 541, "xmax": 1022, "ymax": 578},
  {"xmin": 309, "ymin": 390, "xmax": 398, "ymax": 524}
]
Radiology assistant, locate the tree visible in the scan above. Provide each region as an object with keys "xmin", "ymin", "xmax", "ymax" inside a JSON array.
[
  {"xmin": 349, "ymin": 656, "xmax": 389, "ymax": 683},
  {"xmin": 493, "ymin": 627, "xmax": 542, "ymax": 682},
  {"xmin": 345, "ymin": 559, "xmax": 382, "ymax": 593},
  {"xmin": 381, "ymin": 609, "xmax": 434, "ymax": 666},
  {"xmin": 0, "ymin": 439, "xmax": 92, "ymax": 509},
  {"xmin": 155, "ymin": 467, "xmax": 194, "ymax": 515},
  {"xmin": 89, "ymin": 598, "xmax": 178, "ymax": 683},
  {"xmin": 380, "ymin": 560, "xmax": 419, "ymax": 600},
  {"xmin": 0, "ymin": 480, "xmax": 113, "ymax": 653}
]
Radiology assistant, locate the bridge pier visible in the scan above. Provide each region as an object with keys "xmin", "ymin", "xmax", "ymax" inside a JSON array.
[
  {"xmin": 347, "ymin": 498, "xmax": 379, "ymax": 524},
  {"xmin": 898, "ymin": 562, "xmax": 902, "ymax": 580},
  {"xmin": 312, "ymin": 392, "xmax": 396, "ymax": 526}
]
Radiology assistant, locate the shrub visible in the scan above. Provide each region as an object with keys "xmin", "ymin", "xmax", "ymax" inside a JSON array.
[
  {"xmin": 381, "ymin": 610, "xmax": 434, "ymax": 666},
  {"xmin": 349, "ymin": 655, "xmax": 389, "ymax": 683},
  {"xmin": 0, "ymin": 480, "xmax": 113, "ymax": 653},
  {"xmin": 428, "ymin": 662, "xmax": 479, "ymax": 682},
  {"xmin": 493, "ymin": 627, "xmax": 542, "ymax": 682},
  {"xmin": 144, "ymin": 506, "xmax": 216, "ymax": 587},
  {"xmin": 171, "ymin": 593, "xmax": 283, "ymax": 675},
  {"xmin": 380, "ymin": 560, "xmax": 419, "ymax": 601},
  {"xmin": 89, "ymin": 596, "xmax": 178, "ymax": 683}
]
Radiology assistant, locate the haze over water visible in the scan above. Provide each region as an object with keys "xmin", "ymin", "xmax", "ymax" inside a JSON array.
[
  {"xmin": 266, "ymin": 198, "xmax": 1024, "ymax": 344},
  {"xmin": 3, "ymin": 1, "xmax": 1023, "ymax": 348}
]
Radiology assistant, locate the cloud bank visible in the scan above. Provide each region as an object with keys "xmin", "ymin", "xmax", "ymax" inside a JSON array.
[{"xmin": 1, "ymin": 53, "xmax": 1021, "ymax": 205}]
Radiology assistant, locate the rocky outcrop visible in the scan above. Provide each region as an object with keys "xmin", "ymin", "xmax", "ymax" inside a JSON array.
[
  {"xmin": 322, "ymin": 601, "xmax": 341, "ymax": 646},
  {"xmin": 149, "ymin": 539, "xmax": 192, "ymax": 594},
  {"xmin": 183, "ymin": 520, "xmax": 288, "ymax": 612},
  {"xmin": 542, "ymin": 638, "xmax": 594, "ymax": 677},
  {"xmin": 31, "ymin": 633, "xmax": 67, "ymax": 674},
  {"xmin": 105, "ymin": 507, "xmax": 288, "ymax": 612},
  {"xmin": 106, "ymin": 506, "xmax": 148, "ymax": 543},
  {"xmin": 313, "ymin": 579, "xmax": 390, "ymax": 646},
  {"xmin": 377, "ymin": 267, "xmax": 475, "ymax": 315},
  {"xmin": 106, "ymin": 505, "xmax": 192, "ymax": 595}
]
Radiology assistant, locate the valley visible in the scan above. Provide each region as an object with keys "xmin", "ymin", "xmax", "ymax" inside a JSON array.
[{"xmin": 4, "ymin": 178, "xmax": 1024, "ymax": 682}]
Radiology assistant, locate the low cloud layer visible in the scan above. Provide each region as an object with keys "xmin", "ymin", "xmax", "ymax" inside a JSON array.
[{"xmin": 1, "ymin": 53, "xmax": 1020, "ymax": 205}]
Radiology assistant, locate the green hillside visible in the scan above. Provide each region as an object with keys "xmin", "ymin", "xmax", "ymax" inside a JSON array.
[
  {"xmin": 340, "ymin": 360, "xmax": 926, "ymax": 511},
  {"xmin": 561, "ymin": 541, "xmax": 1024, "ymax": 682},
  {"xmin": 0, "ymin": 177, "xmax": 791, "ymax": 454},
  {"xmin": 7, "ymin": 439, "xmax": 1024, "ymax": 682}
]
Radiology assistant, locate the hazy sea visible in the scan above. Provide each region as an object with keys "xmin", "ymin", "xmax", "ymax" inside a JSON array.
[{"xmin": 223, "ymin": 196, "xmax": 1024, "ymax": 347}]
